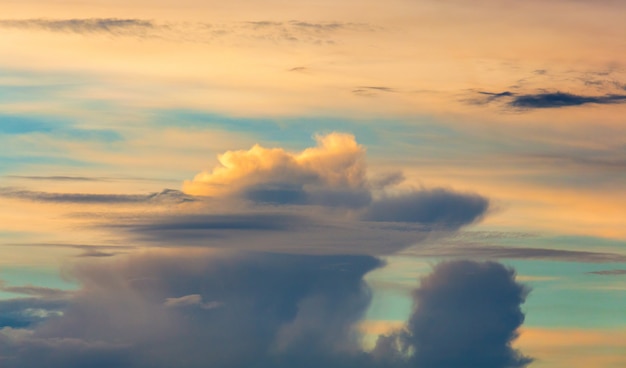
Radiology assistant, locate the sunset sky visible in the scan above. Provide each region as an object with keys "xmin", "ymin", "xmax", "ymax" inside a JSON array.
[{"xmin": 1, "ymin": 1, "xmax": 625, "ymax": 367}]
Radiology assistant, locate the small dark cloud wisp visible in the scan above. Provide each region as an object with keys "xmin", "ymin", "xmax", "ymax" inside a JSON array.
[{"xmin": 472, "ymin": 90, "xmax": 626, "ymax": 109}]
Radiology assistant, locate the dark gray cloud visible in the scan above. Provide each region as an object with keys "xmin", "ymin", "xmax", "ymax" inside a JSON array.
[
  {"xmin": 587, "ymin": 269, "xmax": 626, "ymax": 275},
  {"xmin": 0, "ymin": 298, "xmax": 67, "ymax": 328},
  {"xmin": 511, "ymin": 92, "xmax": 626, "ymax": 108},
  {"xmin": 122, "ymin": 213, "xmax": 306, "ymax": 233},
  {"xmin": 0, "ymin": 253, "xmax": 531, "ymax": 368},
  {"xmin": 0, "ymin": 187, "xmax": 194, "ymax": 204},
  {"xmin": 93, "ymin": 187, "xmax": 491, "ymax": 254},
  {"xmin": 244, "ymin": 185, "xmax": 372, "ymax": 208},
  {"xmin": 362, "ymin": 189, "xmax": 489, "ymax": 230},
  {"xmin": 0, "ymin": 18, "xmax": 154, "ymax": 35},
  {"xmin": 0, "ymin": 284, "xmax": 70, "ymax": 329},
  {"xmin": 473, "ymin": 90, "xmax": 626, "ymax": 109},
  {"xmin": 374, "ymin": 260, "xmax": 531, "ymax": 368},
  {"xmin": 0, "ymin": 251, "xmax": 382, "ymax": 368}
]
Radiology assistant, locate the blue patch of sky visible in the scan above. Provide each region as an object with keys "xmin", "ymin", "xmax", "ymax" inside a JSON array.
[
  {"xmin": 505, "ymin": 259, "xmax": 626, "ymax": 329},
  {"xmin": 152, "ymin": 109, "xmax": 460, "ymax": 156},
  {"xmin": 0, "ymin": 154, "xmax": 95, "ymax": 175},
  {"xmin": 0, "ymin": 266, "xmax": 79, "ymax": 300},
  {"xmin": 0, "ymin": 114, "xmax": 122, "ymax": 142}
]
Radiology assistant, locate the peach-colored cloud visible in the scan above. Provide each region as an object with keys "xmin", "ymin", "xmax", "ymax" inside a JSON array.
[{"xmin": 183, "ymin": 132, "xmax": 368, "ymax": 197}]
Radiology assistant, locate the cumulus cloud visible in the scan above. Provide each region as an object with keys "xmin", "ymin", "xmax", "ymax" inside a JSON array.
[
  {"xmin": 0, "ymin": 251, "xmax": 381, "ymax": 367},
  {"xmin": 183, "ymin": 133, "xmax": 370, "ymax": 207},
  {"xmin": 374, "ymin": 260, "xmax": 531, "ymax": 368},
  {"xmin": 0, "ymin": 253, "xmax": 531, "ymax": 368}
]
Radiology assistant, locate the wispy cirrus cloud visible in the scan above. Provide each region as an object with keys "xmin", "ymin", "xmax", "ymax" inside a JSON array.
[
  {"xmin": 0, "ymin": 18, "xmax": 373, "ymax": 45},
  {"xmin": 0, "ymin": 188, "xmax": 194, "ymax": 204},
  {"xmin": 0, "ymin": 18, "xmax": 155, "ymax": 35},
  {"xmin": 403, "ymin": 245, "xmax": 626, "ymax": 263},
  {"xmin": 587, "ymin": 269, "xmax": 626, "ymax": 276}
]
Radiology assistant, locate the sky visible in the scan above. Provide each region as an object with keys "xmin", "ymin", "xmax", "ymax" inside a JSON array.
[{"xmin": 0, "ymin": 0, "xmax": 625, "ymax": 367}]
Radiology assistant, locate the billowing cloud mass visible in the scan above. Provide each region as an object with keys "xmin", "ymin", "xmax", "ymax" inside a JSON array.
[
  {"xmin": 374, "ymin": 261, "xmax": 531, "ymax": 368},
  {"xmin": 0, "ymin": 253, "xmax": 530, "ymax": 368},
  {"xmin": 180, "ymin": 132, "xmax": 488, "ymax": 226},
  {"xmin": 183, "ymin": 133, "xmax": 371, "ymax": 208}
]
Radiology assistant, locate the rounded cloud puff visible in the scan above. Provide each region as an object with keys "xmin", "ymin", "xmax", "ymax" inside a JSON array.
[{"xmin": 183, "ymin": 133, "xmax": 370, "ymax": 207}]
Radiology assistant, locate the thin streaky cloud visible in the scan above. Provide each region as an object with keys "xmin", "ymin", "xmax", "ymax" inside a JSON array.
[
  {"xmin": 403, "ymin": 245, "xmax": 626, "ymax": 263},
  {"xmin": 0, "ymin": 187, "xmax": 194, "ymax": 204},
  {"xmin": 0, "ymin": 18, "xmax": 155, "ymax": 35},
  {"xmin": 587, "ymin": 269, "xmax": 626, "ymax": 276},
  {"xmin": 471, "ymin": 90, "xmax": 626, "ymax": 109}
]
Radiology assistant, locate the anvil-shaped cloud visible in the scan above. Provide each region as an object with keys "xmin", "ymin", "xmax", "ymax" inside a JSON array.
[{"xmin": 102, "ymin": 133, "xmax": 490, "ymax": 254}]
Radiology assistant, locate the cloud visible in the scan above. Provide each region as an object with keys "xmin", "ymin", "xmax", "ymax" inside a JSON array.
[
  {"xmin": 183, "ymin": 133, "xmax": 370, "ymax": 207},
  {"xmin": 0, "ymin": 251, "xmax": 382, "ymax": 367},
  {"xmin": 352, "ymin": 86, "xmax": 397, "ymax": 97},
  {"xmin": 163, "ymin": 294, "xmax": 221, "ymax": 309},
  {"xmin": 90, "ymin": 133, "xmax": 491, "ymax": 254},
  {"xmin": 374, "ymin": 260, "xmax": 532, "ymax": 368},
  {"xmin": 0, "ymin": 253, "xmax": 532, "ymax": 368},
  {"xmin": 0, "ymin": 18, "xmax": 370, "ymax": 45},
  {"xmin": 587, "ymin": 269, "xmax": 626, "ymax": 276},
  {"xmin": 0, "ymin": 18, "xmax": 154, "ymax": 35},
  {"xmin": 108, "ymin": 210, "xmax": 430, "ymax": 255},
  {"xmin": 3, "ymin": 243, "xmax": 135, "ymax": 258},
  {"xmin": 0, "ymin": 282, "xmax": 72, "ymax": 299},
  {"xmin": 5, "ymin": 176, "xmax": 103, "ymax": 182},
  {"xmin": 0, "ymin": 188, "xmax": 194, "ymax": 204},
  {"xmin": 362, "ymin": 189, "xmax": 489, "ymax": 230},
  {"xmin": 511, "ymin": 92, "xmax": 626, "ymax": 108},
  {"xmin": 472, "ymin": 90, "xmax": 626, "ymax": 109},
  {"xmin": 0, "ymin": 291, "xmax": 69, "ymax": 329},
  {"xmin": 403, "ymin": 245, "xmax": 626, "ymax": 263}
]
